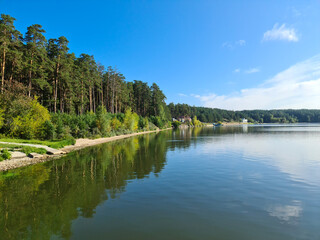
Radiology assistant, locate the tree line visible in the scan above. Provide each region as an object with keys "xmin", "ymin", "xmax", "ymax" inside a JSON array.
[
  {"xmin": 0, "ymin": 14, "xmax": 171, "ymax": 140},
  {"xmin": 168, "ymin": 103, "xmax": 320, "ymax": 123},
  {"xmin": 0, "ymin": 14, "xmax": 170, "ymax": 118}
]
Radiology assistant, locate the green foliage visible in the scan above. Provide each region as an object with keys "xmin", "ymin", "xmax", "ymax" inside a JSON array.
[
  {"xmin": 1, "ymin": 149, "xmax": 11, "ymax": 160},
  {"xmin": 123, "ymin": 108, "xmax": 139, "ymax": 132},
  {"xmin": 95, "ymin": 106, "xmax": 111, "ymax": 136},
  {"xmin": 0, "ymin": 108, "xmax": 4, "ymax": 129},
  {"xmin": 39, "ymin": 120, "xmax": 55, "ymax": 140},
  {"xmin": 172, "ymin": 121, "xmax": 181, "ymax": 128},
  {"xmin": 47, "ymin": 138, "xmax": 75, "ymax": 149},
  {"xmin": 148, "ymin": 121, "xmax": 157, "ymax": 130},
  {"xmin": 138, "ymin": 116, "xmax": 149, "ymax": 130},
  {"xmin": 111, "ymin": 117, "xmax": 122, "ymax": 131},
  {"xmin": 0, "ymin": 95, "xmax": 50, "ymax": 139},
  {"xmin": 55, "ymin": 117, "xmax": 64, "ymax": 138},
  {"xmin": 192, "ymin": 116, "xmax": 202, "ymax": 126}
]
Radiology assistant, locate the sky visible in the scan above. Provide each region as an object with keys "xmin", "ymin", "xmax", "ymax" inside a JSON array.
[{"xmin": 1, "ymin": 0, "xmax": 320, "ymax": 110}]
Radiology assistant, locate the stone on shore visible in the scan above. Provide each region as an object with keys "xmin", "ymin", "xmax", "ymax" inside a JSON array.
[
  {"xmin": 46, "ymin": 149, "xmax": 65, "ymax": 155},
  {"xmin": 11, "ymin": 151, "xmax": 27, "ymax": 159},
  {"xmin": 28, "ymin": 152, "xmax": 43, "ymax": 159}
]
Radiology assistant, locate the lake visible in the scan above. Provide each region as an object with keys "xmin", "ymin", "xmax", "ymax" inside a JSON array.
[{"xmin": 1, "ymin": 124, "xmax": 320, "ymax": 240}]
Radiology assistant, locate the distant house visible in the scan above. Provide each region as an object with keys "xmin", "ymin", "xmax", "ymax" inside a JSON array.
[
  {"xmin": 241, "ymin": 118, "xmax": 248, "ymax": 123},
  {"xmin": 178, "ymin": 116, "xmax": 192, "ymax": 123}
]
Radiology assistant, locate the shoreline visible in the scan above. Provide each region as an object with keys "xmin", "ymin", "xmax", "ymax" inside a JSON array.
[
  {"xmin": 0, "ymin": 128, "xmax": 172, "ymax": 172},
  {"xmin": 204, "ymin": 122, "xmax": 249, "ymax": 126}
]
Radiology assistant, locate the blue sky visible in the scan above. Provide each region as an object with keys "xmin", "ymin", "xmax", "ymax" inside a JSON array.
[{"xmin": 2, "ymin": 0, "xmax": 320, "ymax": 109}]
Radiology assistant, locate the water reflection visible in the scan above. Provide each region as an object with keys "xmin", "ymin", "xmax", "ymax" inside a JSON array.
[
  {"xmin": 0, "ymin": 126, "xmax": 320, "ymax": 240},
  {"xmin": 202, "ymin": 125, "xmax": 320, "ymax": 186},
  {"xmin": 0, "ymin": 132, "xmax": 171, "ymax": 240},
  {"xmin": 267, "ymin": 200, "xmax": 302, "ymax": 223}
]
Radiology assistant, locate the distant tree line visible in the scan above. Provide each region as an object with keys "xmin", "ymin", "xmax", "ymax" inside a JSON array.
[{"xmin": 168, "ymin": 103, "xmax": 320, "ymax": 123}]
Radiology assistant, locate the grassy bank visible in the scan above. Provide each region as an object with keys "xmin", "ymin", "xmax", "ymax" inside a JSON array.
[{"xmin": 0, "ymin": 138, "xmax": 75, "ymax": 149}]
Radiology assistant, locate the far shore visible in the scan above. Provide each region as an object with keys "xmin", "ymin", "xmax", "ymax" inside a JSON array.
[
  {"xmin": 204, "ymin": 122, "xmax": 250, "ymax": 126},
  {"xmin": 0, "ymin": 128, "xmax": 172, "ymax": 172}
]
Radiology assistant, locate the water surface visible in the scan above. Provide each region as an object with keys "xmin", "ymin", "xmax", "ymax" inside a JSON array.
[{"xmin": 1, "ymin": 124, "xmax": 320, "ymax": 239}]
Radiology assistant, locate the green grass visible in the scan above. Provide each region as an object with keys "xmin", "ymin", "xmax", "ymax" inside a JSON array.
[
  {"xmin": 0, "ymin": 138, "xmax": 75, "ymax": 149},
  {"xmin": 0, "ymin": 143, "xmax": 47, "ymax": 156}
]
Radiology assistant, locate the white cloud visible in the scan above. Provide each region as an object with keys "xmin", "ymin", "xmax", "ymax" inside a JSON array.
[
  {"xmin": 222, "ymin": 41, "xmax": 233, "ymax": 49},
  {"xmin": 263, "ymin": 23, "xmax": 299, "ymax": 42},
  {"xmin": 193, "ymin": 55, "xmax": 320, "ymax": 110},
  {"xmin": 233, "ymin": 67, "xmax": 259, "ymax": 74},
  {"xmin": 222, "ymin": 40, "xmax": 246, "ymax": 49},
  {"xmin": 178, "ymin": 93, "xmax": 187, "ymax": 97},
  {"xmin": 236, "ymin": 40, "xmax": 246, "ymax": 46},
  {"xmin": 245, "ymin": 68, "xmax": 260, "ymax": 74},
  {"xmin": 191, "ymin": 93, "xmax": 201, "ymax": 98}
]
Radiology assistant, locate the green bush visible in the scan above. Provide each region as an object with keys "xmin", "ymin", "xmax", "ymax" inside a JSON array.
[
  {"xmin": 1, "ymin": 149, "xmax": 11, "ymax": 160},
  {"xmin": 55, "ymin": 117, "xmax": 64, "ymax": 138},
  {"xmin": 123, "ymin": 108, "xmax": 139, "ymax": 131},
  {"xmin": 40, "ymin": 120, "xmax": 56, "ymax": 140},
  {"xmin": 9, "ymin": 98, "xmax": 50, "ymax": 139},
  {"xmin": 192, "ymin": 116, "xmax": 202, "ymax": 126},
  {"xmin": 172, "ymin": 121, "xmax": 181, "ymax": 128},
  {"xmin": 148, "ymin": 121, "xmax": 158, "ymax": 130},
  {"xmin": 111, "ymin": 117, "xmax": 122, "ymax": 131},
  {"xmin": 139, "ymin": 116, "xmax": 149, "ymax": 130}
]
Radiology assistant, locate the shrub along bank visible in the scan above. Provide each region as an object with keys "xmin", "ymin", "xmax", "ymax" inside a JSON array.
[{"xmin": 0, "ymin": 94, "xmax": 171, "ymax": 146}]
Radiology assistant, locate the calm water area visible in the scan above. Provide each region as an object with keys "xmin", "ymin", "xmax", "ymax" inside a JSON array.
[{"xmin": 1, "ymin": 124, "xmax": 320, "ymax": 239}]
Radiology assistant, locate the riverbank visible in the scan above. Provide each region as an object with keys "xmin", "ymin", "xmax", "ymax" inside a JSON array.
[{"xmin": 0, "ymin": 128, "xmax": 172, "ymax": 172}]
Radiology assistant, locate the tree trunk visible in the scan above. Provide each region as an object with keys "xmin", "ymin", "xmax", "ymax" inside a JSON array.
[
  {"xmin": 28, "ymin": 58, "xmax": 33, "ymax": 97},
  {"xmin": 106, "ymin": 74, "xmax": 109, "ymax": 111},
  {"xmin": 115, "ymin": 95, "xmax": 118, "ymax": 113},
  {"xmin": 81, "ymin": 79, "xmax": 84, "ymax": 114},
  {"xmin": 1, "ymin": 47, "xmax": 6, "ymax": 93},
  {"xmin": 101, "ymin": 79, "xmax": 104, "ymax": 106},
  {"xmin": 9, "ymin": 60, "xmax": 15, "ymax": 87},
  {"xmin": 89, "ymin": 85, "xmax": 92, "ymax": 112},
  {"xmin": 54, "ymin": 59, "xmax": 60, "ymax": 113},
  {"xmin": 60, "ymin": 87, "xmax": 63, "ymax": 113},
  {"xmin": 111, "ymin": 75, "xmax": 115, "ymax": 114},
  {"xmin": 93, "ymin": 85, "xmax": 96, "ymax": 112}
]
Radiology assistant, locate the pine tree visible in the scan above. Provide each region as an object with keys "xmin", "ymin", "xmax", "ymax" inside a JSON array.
[
  {"xmin": 0, "ymin": 14, "xmax": 21, "ymax": 93},
  {"xmin": 24, "ymin": 24, "xmax": 48, "ymax": 97}
]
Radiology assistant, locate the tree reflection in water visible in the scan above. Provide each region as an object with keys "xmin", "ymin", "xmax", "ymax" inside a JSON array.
[{"xmin": 0, "ymin": 130, "xmax": 179, "ymax": 239}]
